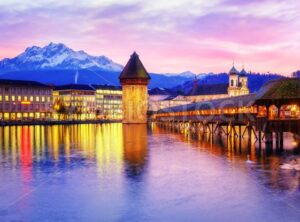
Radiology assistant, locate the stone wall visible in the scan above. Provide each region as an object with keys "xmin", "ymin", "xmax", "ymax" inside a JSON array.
[{"xmin": 122, "ymin": 84, "xmax": 148, "ymax": 123}]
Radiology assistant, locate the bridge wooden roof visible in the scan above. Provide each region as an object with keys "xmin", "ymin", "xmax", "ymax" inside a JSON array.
[
  {"xmin": 255, "ymin": 78, "xmax": 300, "ymax": 106},
  {"xmin": 157, "ymin": 78, "xmax": 300, "ymax": 114},
  {"xmin": 157, "ymin": 94, "xmax": 257, "ymax": 113}
]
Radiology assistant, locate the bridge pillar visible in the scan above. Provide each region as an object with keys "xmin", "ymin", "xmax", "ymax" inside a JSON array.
[
  {"xmin": 258, "ymin": 131, "xmax": 262, "ymax": 150},
  {"xmin": 275, "ymin": 132, "xmax": 284, "ymax": 152},
  {"xmin": 264, "ymin": 131, "xmax": 273, "ymax": 151}
]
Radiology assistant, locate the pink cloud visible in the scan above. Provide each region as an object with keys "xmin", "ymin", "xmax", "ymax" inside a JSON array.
[{"xmin": 0, "ymin": 0, "xmax": 299, "ymax": 75}]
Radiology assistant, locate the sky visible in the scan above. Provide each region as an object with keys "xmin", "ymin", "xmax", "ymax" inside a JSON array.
[{"xmin": 0, "ymin": 0, "xmax": 299, "ymax": 75}]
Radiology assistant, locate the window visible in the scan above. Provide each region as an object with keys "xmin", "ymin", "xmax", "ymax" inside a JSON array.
[
  {"xmin": 5, "ymin": 95, "xmax": 9, "ymax": 102},
  {"xmin": 231, "ymin": 79, "xmax": 234, "ymax": 87}
]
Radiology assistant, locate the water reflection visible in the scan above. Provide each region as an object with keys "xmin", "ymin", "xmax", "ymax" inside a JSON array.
[
  {"xmin": 151, "ymin": 123, "xmax": 300, "ymax": 193},
  {"xmin": 0, "ymin": 123, "xmax": 300, "ymax": 221},
  {"xmin": 123, "ymin": 124, "xmax": 148, "ymax": 179},
  {"xmin": 0, "ymin": 124, "xmax": 148, "ymax": 179}
]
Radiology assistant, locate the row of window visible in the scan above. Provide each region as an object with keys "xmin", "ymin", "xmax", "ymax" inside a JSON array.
[
  {"xmin": 0, "ymin": 95, "xmax": 51, "ymax": 103},
  {"xmin": 0, "ymin": 88, "xmax": 51, "ymax": 95},
  {"xmin": 0, "ymin": 103, "xmax": 51, "ymax": 111},
  {"xmin": 96, "ymin": 90, "xmax": 122, "ymax": 95},
  {"xmin": 0, "ymin": 112, "xmax": 51, "ymax": 120}
]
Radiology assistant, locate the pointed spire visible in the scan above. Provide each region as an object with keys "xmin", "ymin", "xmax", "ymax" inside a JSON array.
[
  {"xmin": 229, "ymin": 64, "xmax": 239, "ymax": 75},
  {"xmin": 191, "ymin": 74, "xmax": 198, "ymax": 95},
  {"xmin": 119, "ymin": 52, "xmax": 151, "ymax": 80}
]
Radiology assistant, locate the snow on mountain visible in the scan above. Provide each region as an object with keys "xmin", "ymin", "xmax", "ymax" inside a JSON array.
[
  {"xmin": 162, "ymin": 70, "xmax": 196, "ymax": 77},
  {"xmin": 0, "ymin": 42, "xmax": 123, "ymax": 72}
]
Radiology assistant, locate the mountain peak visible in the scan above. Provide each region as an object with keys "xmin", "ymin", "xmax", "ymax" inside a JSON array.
[{"xmin": 0, "ymin": 43, "xmax": 123, "ymax": 72}]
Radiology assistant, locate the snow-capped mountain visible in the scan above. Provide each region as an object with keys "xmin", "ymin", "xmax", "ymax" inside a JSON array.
[
  {"xmin": 0, "ymin": 42, "xmax": 123, "ymax": 72},
  {"xmin": 163, "ymin": 70, "xmax": 196, "ymax": 77}
]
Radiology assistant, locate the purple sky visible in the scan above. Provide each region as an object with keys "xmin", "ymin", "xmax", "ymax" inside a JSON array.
[{"xmin": 0, "ymin": 0, "xmax": 299, "ymax": 75}]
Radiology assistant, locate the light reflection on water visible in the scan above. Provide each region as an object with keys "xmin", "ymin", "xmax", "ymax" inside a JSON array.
[{"xmin": 0, "ymin": 123, "xmax": 299, "ymax": 222}]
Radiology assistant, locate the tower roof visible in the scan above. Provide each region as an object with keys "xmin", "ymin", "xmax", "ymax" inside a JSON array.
[
  {"xmin": 240, "ymin": 68, "xmax": 247, "ymax": 77},
  {"xmin": 229, "ymin": 66, "xmax": 239, "ymax": 75},
  {"xmin": 119, "ymin": 52, "xmax": 151, "ymax": 80}
]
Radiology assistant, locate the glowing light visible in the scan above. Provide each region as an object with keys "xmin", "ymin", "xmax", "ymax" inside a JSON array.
[{"xmin": 21, "ymin": 101, "xmax": 31, "ymax": 105}]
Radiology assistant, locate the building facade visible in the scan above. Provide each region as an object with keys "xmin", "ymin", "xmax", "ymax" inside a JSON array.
[
  {"xmin": 93, "ymin": 85, "xmax": 122, "ymax": 120},
  {"xmin": 148, "ymin": 88, "xmax": 191, "ymax": 112},
  {"xmin": 186, "ymin": 65, "xmax": 250, "ymax": 103},
  {"xmin": 119, "ymin": 52, "xmax": 151, "ymax": 124},
  {"xmin": 0, "ymin": 79, "xmax": 52, "ymax": 121},
  {"xmin": 185, "ymin": 83, "xmax": 229, "ymax": 103},
  {"xmin": 53, "ymin": 84, "xmax": 96, "ymax": 120}
]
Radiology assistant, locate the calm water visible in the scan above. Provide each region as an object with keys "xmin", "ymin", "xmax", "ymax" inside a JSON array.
[{"xmin": 0, "ymin": 123, "xmax": 300, "ymax": 222}]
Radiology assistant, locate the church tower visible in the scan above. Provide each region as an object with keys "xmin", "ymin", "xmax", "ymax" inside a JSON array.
[
  {"xmin": 228, "ymin": 65, "xmax": 240, "ymax": 97},
  {"xmin": 119, "ymin": 52, "xmax": 151, "ymax": 124},
  {"xmin": 239, "ymin": 67, "xmax": 249, "ymax": 95}
]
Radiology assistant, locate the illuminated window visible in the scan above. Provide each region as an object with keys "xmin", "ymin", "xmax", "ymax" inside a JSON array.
[
  {"xmin": 5, "ymin": 95, "xmax": 9, "ymax": 101},
  {"xmin": 12, "ymin": 96, "xmax": 15, "ymax": 101},
  {"xmin": 30, "ymin": 96, "xmax": 33, "ymax": 101},
  {"xmin": 18, "ymin": 96, "xmax": 21, "ymax": 101},
  {"xmin": 36, "ymin": 97, "xmax": 40, "ymax": 102},
  {"xmin": 0, "ymin": 95, "xmax": 2, "ymax": 101}
]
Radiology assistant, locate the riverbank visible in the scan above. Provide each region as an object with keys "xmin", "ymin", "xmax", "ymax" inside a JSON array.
[{"xmin": 0, "ymin": 119, "xmax": 122, "ymax": 126}]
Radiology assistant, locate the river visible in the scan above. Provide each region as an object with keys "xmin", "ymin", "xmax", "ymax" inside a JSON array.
[{"xmin": 0, "ymin": 123, "xmax": 300, "ymax": 222}]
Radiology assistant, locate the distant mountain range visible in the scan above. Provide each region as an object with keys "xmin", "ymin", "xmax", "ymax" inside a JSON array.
[
  {"xmin": 0, "ymin": 42, "xmax": 123, "ymax": 72},
  {"xmin": 0, "ymin": 43, "xmax": 193, "ymax": 88},
  {"xmin": 0, "ymin": 42, "xmax": 285, "ymax": 91}
]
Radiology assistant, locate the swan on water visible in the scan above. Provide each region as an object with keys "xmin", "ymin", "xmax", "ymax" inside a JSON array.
[
  {"xmin": 280, "ymin": 158, "xmax": 300, "ymax": 171},
  {"xmin": 246, "ymin": 155, "xmax": 255, "ymax": 164}
]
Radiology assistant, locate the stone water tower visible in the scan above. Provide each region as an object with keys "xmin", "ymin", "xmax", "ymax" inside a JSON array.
[{"xmin": 119, "ymin": 52, "xmax": 151, "ymax": 124}]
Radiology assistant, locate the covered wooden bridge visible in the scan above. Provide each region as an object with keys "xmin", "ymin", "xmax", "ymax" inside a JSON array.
[{"xmin": 152, "ymin": 78, "xmax": 300, "ymax": 148}]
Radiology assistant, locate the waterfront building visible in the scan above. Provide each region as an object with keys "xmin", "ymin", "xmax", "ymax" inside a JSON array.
[
  {"xmin": 0, "ymin": 79, "xmax": 53, "ymax": 121},
  {"xmin": 186, "ymin": 65, "xmax": 250, "ymax": 102},
  {"xmin": 93, "ymin": 85, "xmax": 122, "ymax": 120},
  {"xmin": 119, "ymin": 52, "xmax": 151, "ymax": 124},
  {"xmin": 148, "ymin": 87, "xmax": 191, "ymax": 111},
  {"xmin": 53, "ymin": 84, "xmax": 96, "ymax": 120},
  {"xmin": 185, "ymin": 82, "xmax": 229, "ymax": 103}
]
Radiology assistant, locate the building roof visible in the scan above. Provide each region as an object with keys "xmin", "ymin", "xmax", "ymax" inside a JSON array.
[
  {"xmin": 229, "ymin": 66, "xmax": 239, "ymax": 75},
  {"xmin": 54, "ymin": 84, "xmax": 95, "ymax": 91},
  {"xmin": 187, "ymin": 83, "xmax": 228, "ymax": 96},
  {"xmin": 92, "ymin": 84, "xmax": 122, "ymax": 90},
  {"xmin": 0, "ymin": 79, "xmax": 52, "ymax": 88},
  {"xmin": 119, "ymin": 52, "xmax": 151, "ymax": 80}
]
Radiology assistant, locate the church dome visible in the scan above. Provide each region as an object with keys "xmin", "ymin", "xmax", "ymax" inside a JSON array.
[{"xmin": 240, "ymin": 68, "xmax": 247, "ymax": 77}]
